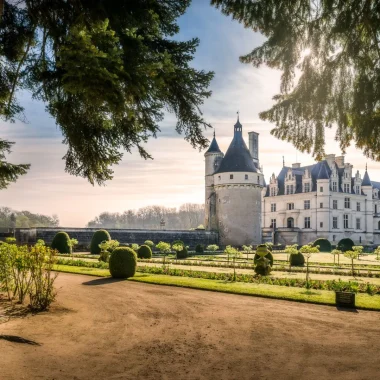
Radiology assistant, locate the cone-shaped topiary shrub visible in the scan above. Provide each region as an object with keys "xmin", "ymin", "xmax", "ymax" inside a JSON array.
[
  {"xmin": 290, "ymin": 252, "xmax": 305, "ymax": 266},
  {"xmin": 109, "ymin": 247, "xmax": 137, "ymax": 278},
  {"xmin": 51, "ymin": 231, "xmax": 71, "ymax": 254},
  {"xmin": 137, "ymin": 244, "xmax": 152, "ymax": 259},
  {"xmin": 254, "ymin": 244, "xmax": 274, "ymax": 266},
  {"xmin": 337, "ymin": 238, "xmax": 354, "ymax": 252},
  {"xmin": 195, "ymin": 244, "xmax": 204, "ymax": 254},
  {"xmin": 90, "ymin": 230, "xmax": 111, "ymax": 255},
  {"xmin": 313, "ymin": 238, "xmax": 331, "ymax": 252},
  {"xmin": 254, "ymin": 257, "xmax": 271, "ymax": 276},
  {"xmin": 176, "ymin": 246, "xmax": 188, "ymax": 259}
]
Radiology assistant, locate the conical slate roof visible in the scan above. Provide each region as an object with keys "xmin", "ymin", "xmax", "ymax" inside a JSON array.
[
  {"xmin": 362, "ymin": 169, "xmax": 372, "ymax": 186},
  {"xmin": 215, "ymin": 119, "xmax": 257, "ymax": 174},
  {"xmin": 316, "ymin": 161, "xmax": 330, "ymax": 180},
  {"xmin": 205, "ymin": 135, "xmax": 222, "ymax": 154}
]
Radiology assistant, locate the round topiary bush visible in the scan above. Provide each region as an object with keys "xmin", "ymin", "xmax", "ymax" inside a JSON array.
[
  {"xmin": 195, "ymin": 244, "xmax": 204, "ymax": 254},
  {"xmin": 290, "ymin": 252, "xmax": 305, "ymax": 266},
  {"xmin": 109, "ymin": 247, "xmax": 137, "ymax": 278},
  {"xmin": 51, "ymin": 231, "xmax": 71, "ymax": 254},
  {"xmin": 254, "ymin": 245, "xmax": 274, "ymax": 266},
  {"xmin": 176, "ymin": 246, "xmax": 188, "ymax": 259},
  {"xmin": 313, "ymin": 238, "xmax": 331, "ymax": 252},
  {"xmin": 137, "ymin": 244, "xmax": 152, "ymax": 259},
  {"xmin": 337, "ymin": 238, "xmax": 354, "ymax": 252},
  {"xmin": 144, "ymin": 240, "xmax": 154, "ymax": 248},
  {"xmin": 90, "ymin": 230, "xmax": 111, "ymax": 255}
]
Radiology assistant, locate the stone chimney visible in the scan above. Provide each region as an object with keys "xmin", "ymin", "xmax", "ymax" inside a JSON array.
[
  {"xmin": 324, "ymin": 154, "xmax": 335, "ymax": 167},
  {"xmin": 335, "ymin": 156, "xmax": 345, "ymax": 168}
]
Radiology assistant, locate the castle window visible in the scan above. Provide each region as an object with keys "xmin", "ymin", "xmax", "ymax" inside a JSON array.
[
  {"xmin": 344, "ymin": 197, "xmax": 350, "ymax": 208},
  {"xmin": 320, "ymin": 186, "xmax": 323, "ymax": 192},
  {"xmin": 270, "ymin": 219, "xmax": 277, "ymax": 229},
  {"xmin": 333, "ymin": 217, "xmax": 338, "ymax": 229},
  {"xmin": 304, "ymin": 200, "xmax": 310, "ymax": 210},
  {"xmin": 304, "ymin": 183, "xmax": 310, "ymax": 192},
  {"xmin": 257, "ymin": 176, "xmax": 260, "ymax": 184},
  {"xmin": 378, "ymin": 220, "xmax": 380, "ymax": 230},
  {"xmin": 304, "ymin": 217, "xmax": 311, "ymax": 228},
  {"xmin": 344, "ymin": 183, "xmax": 350, "ymax": 193},
  {"xmin": 333, "ymin": 235, "xmax": 336, "ymax": 241},
  {"xmin": 333, "ymin": 200, "xmax": 338, "ymax": 209},
  {"xmin": 357, "ymin": 202, "xmax": 361, "ymax": 211},
  {"xmin": 320, "ymin": 222, "xmax": 323, "ymax": 228},
  {"xmin": 287, "ymin": 203, "xmax": 294, "ymax": 210},
  {"xmin": 344, "ymin": 214, "xmax": 349, "ymax": 228},
  {"xmin": 230, "ymin": 174, "xmax": 233, "ymax": 179},
  {"xmin": 356, "ymin": 185, "xmax": 360, "ymax": 194},
  {"xmin": 356, "ymin": 218, "xmax": 361, "ymax": 230},
  {"xmin": 320, "ymin": 203, "xmax": 323, "ymax": 208},
  {"xmin": 376, "ymin": 205, "xmax": 378, "ymax": 214},
  {"xmin": 332, "ymin": 182, "xmax": 337, "ymax": 192},
  {"xmin": 271, "ymin": 203, "xmax": 276, "ymax": 212},
  {"xmin": 245, "ymin": 174, "xmax": 248, "ymax": 180},
  {"xmin": 218, "ymin": 176, "xmax": 221, "ymax": 180},
  {"xmin": 270, "ymin": 187, "xmax": 276, "ymax": 197}
]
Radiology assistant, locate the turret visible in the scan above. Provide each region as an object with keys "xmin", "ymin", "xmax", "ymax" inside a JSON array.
[
  {"xmin": 362, "ymin": 164, "xmax": 373, "ymax": 235},
  {"xmin": 204, "ymin": 131, "xmax": 224, "ymax": 231}
]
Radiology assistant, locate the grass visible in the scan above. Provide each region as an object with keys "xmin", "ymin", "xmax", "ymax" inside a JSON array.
[{"xmin": 53, "ymin": 264, "xmax": 380, "ymax": 311}]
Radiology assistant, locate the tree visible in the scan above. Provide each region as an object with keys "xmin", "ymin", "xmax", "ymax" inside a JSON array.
[
  {"xmin": 0, "ymin": 1, "xmax": 213, "ymax": 186},
  {"xmin": 299, "ymin": 244, "xmax": 319, "ymax": 289},
  {"xmin": 331, "ymin": 249, "xmax": 342, "ymax": 266},
  {"xmin": 242, "ymin": 244, "xmax": 253, "ymax": 260},
  {"xmin": 375, "ymin": 246, "xmax": 380, "ymax": 261},
  {"xmin": 156, "ymin": 241, "xmax": 171, "ymax": 268},
  {"xmin": 212, "ymin": 0, "xmax": 380, "ymax": 161},
  {"xmin": 224, "ymin": 245, "xmax": 241, "ymax": 281},
  {"xmin": 352, "ymin": 245, "xmax": 364, "ymax": 260},
  {"xmin": 344, "ymin": 250, "xmax": 359, "ymax": 278},
  {"xmin": 284, "ymin": 244, "xmax": 298, "ymax": 262}
]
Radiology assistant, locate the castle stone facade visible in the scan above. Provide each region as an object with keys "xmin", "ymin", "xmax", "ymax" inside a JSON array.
[{"xmin": 204, "ymin": 118, "xmax": 265, "ymax": 246}]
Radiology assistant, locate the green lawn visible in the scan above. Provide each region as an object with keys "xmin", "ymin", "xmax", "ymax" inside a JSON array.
[{"xmin": 53, "ymin": 264, "xmax": 380, "ymax": 311}]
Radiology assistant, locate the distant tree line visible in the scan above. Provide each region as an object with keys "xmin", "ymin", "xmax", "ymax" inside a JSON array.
[
  {"xmin": 87, "ymin": 204, "xmax": 205, "ymax": 230},
  {"xmin": 0, "ymin": 207, "xmax": 59, "ymax": 228}
]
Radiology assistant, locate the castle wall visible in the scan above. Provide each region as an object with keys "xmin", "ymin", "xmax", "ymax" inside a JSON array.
[
  {"xmin": 215, "ymin": 184, "xmax": 262, "ymax": 246},
  {"xmin": 15, "ymin": 228, "xmax": 219, "ymax": 248}
]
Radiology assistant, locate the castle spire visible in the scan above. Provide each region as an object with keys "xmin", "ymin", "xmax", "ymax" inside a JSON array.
[{"xmin": 362, "ymin": 164, "xmax": 372, "ymax": 186}]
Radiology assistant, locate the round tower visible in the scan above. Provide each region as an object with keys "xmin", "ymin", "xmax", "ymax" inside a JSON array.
[
  {"xmin": 213, "ymin": 117, "xmax": 264, "ymax": 246},
  {"xmin": 204, "ymin": 131, "xmax": 224, "ymax": 230}
]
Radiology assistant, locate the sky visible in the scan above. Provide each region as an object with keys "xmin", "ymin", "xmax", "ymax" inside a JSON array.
[{"xmin": 1, "ymin": 0, "xmax": 379, "ymax": 227}]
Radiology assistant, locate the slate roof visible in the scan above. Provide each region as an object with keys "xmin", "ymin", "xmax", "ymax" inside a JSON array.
[
  {"xmin": 215, "ymin": 120, "xmax": 257, "ymax": 174},
  {"xmin": 264, "ymin": 159, "xmax": 368, "ymax": 197},
  {"xmin": 362, "ymin": 170, "xmax": 372, "ymax": 186},
  {"xmin": 205, "ymin": 136, "xmax": 222, "ymax": 154}
]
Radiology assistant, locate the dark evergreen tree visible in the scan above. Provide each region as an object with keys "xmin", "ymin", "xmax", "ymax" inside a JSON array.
[
  {"xmin": 0, "ymin": 1, "xmax": 213, "ymax": 185},
  {"xmin": 212, "ymin": 0, "xmax": 380, "ymax": 160}
]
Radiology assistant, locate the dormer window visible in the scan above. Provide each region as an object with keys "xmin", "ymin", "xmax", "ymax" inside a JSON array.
[
  {"xmin": 332, "ymin": 182, "xmax": 337, "ymax": 192},
  {"xmin": 344, "ymin": 184, "xmax": 350, "ymax": 193},
  {"xmin": 304, "ymin": 183, "xmax": 310, "ymax": 193}
]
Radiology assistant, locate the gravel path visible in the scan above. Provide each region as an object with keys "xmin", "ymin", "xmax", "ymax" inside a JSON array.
[{"xmin": 1, "ymin": 272, "xmax": 380, "ymax": 379}]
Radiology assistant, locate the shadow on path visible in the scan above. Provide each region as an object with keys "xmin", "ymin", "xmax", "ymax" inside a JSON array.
[
  {"xmin": 336, "ymin": 306, "xmax": 358, "ymax": 313},
  {"xmin": 82, "ymin": 277, "xmax": 124, "ymax": 286},
  {"xmin": 0, "ymin": 335, "xmax": 41, "ymax": 345}
]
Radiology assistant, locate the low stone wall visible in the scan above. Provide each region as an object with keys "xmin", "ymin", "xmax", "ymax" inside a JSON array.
[{"xmin": 15, "ymin": 227, "xmax": 219, "ymax": 248}]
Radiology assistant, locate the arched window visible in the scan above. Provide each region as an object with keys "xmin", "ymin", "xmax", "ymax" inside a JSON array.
[{"xmin": 287, "ymin": 217, "xmax": 294, "ymax": 228}]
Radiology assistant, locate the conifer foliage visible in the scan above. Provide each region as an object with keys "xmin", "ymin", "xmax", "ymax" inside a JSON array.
[
  {"xmin": 212, "ymin": 0, "xmax": 380, "ymax": 161},
  {"xmin": 0, "ymin": 1, "xmax": 214, "ymax": 185}
]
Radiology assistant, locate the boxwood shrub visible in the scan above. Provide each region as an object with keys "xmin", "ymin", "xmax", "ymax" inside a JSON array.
[
  {"xmin": 137, "ymin": 244, "xmax": 152, "ymax": 259},
  {"xmin": 290, "ymin": 252, "xmax": 305, "ymax": 266},
  {"xmin": 51, "ymin": 231, "xmax": 71, "ymax": 254},
  {"xmin": 176, "ymin": 246, "xmax": 188, "ymax": 259},
  {"xmin": 337, "ymin": 238, "xmax": 354, "ymax": 252},
  {"xmin": 195, "ymin": 244, "xmax": 204, "ymax": 254},
  {"xmin": 109, "ymin": 247, "xmax": 137, "ymax": 278},
  {"xmin": 313, "ymin": 238, "xmax": 331, "ymax": 252},
  {"xmin": 90, "ymin": 230, "xmax": 111, "ymax": 255},
  {"xmin": 254, "ymin": 244, "xmax": 274, "ymax": 266}
]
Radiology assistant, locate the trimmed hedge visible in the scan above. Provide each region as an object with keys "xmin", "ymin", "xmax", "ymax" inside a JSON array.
[
  {"xmin": 51, "ymin": 231, "xmax": 71, "ymax": 254},
  {"xmin": 176, "ymin": 246, "xmax": 188, "ymax": 259},
  {"xmin": 109, "ymin": 247, "xmax": 137, "ymax": 278},
  {"xmin": 195, "ymin": 244, "xmax": 204, "ymax": 254},
  {"xmin": 90, "ymin": 230, "xmax": 111, "ymax": 255},
  {"xmin": 290, "ymin": 252, "xmax": 305, "ymax": 266},
  {"xmin": 254, "ymin": 245, "xmax": 274, "ymax": 266},
  {"xmin": 254, "ymin": 257, "xmax": 271, "ymax": 276},
  {"xmin": 313, "ymin": 238, "xmax": 331, "ymax": 252},
  {"xmin": 337, "ymin": 238, "xmax": 354, "ymax": 252},
  {"xmin": 137, "ymin": 245, "xmax": 152, "ymax": 259}
]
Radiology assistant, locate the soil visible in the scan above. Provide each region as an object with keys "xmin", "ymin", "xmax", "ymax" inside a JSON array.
[{"xmin": 1, "ymin": 273, "xmax": 380, "ymax": 380}]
